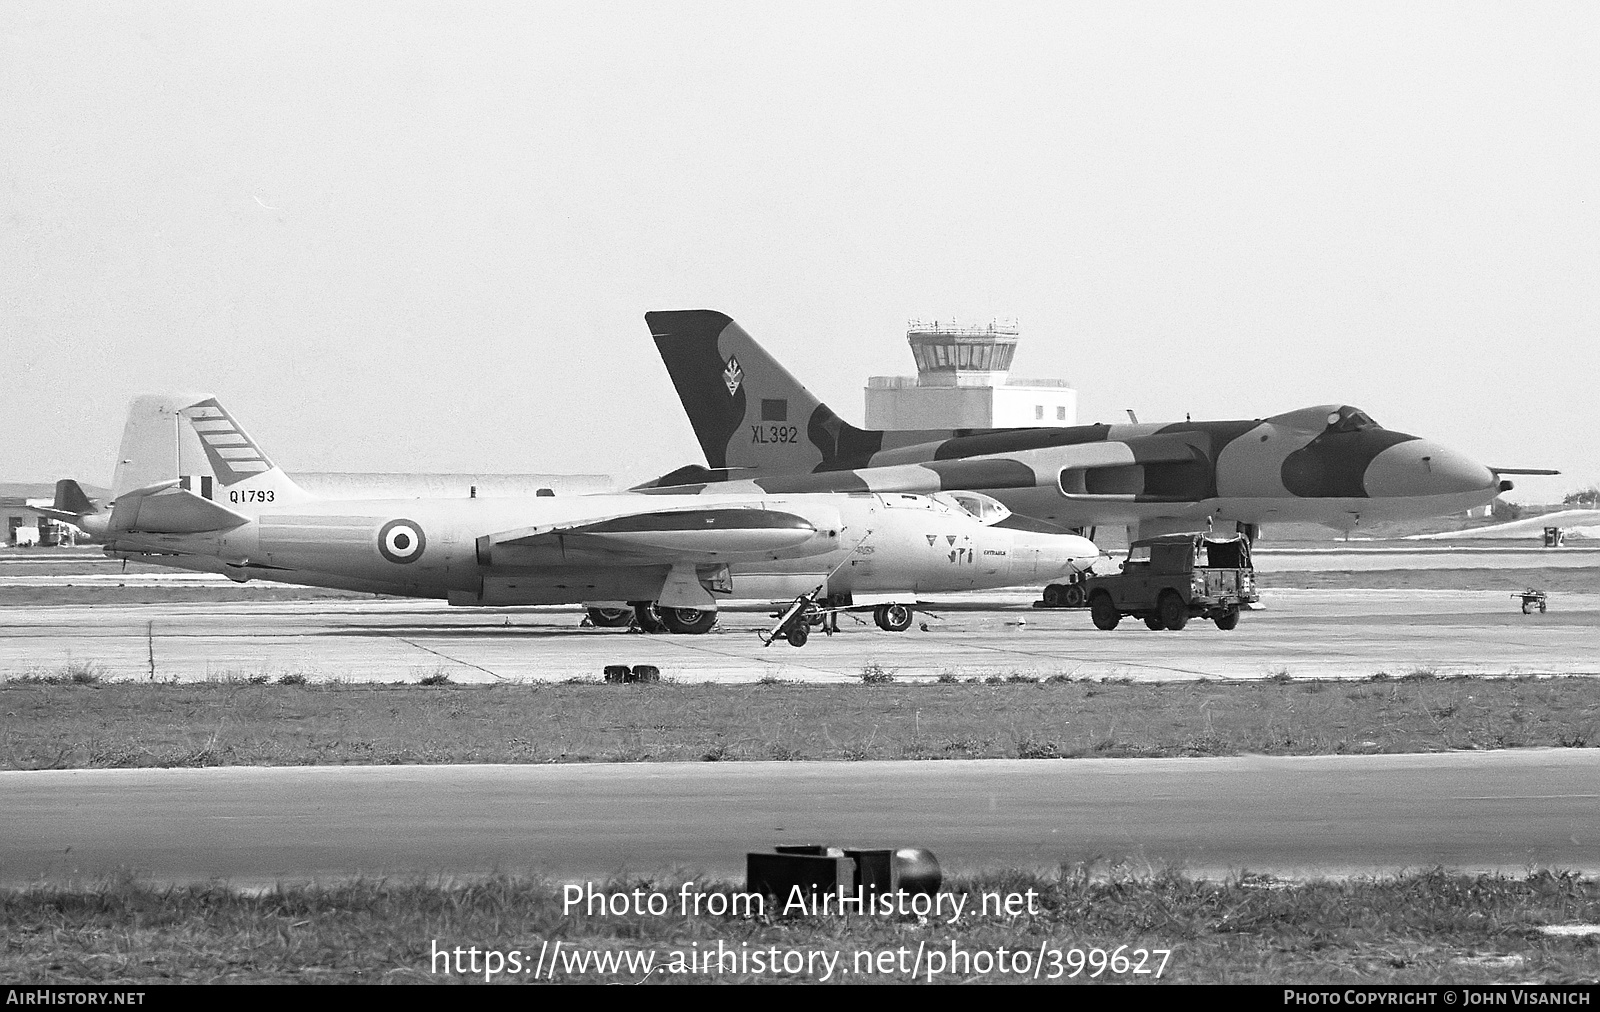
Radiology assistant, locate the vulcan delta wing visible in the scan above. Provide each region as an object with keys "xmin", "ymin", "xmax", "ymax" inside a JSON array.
[
  {"xmin": 645, "ymin": 310, "xmax": 1532, "ymax": 540},
  {"xmin": 55, "ymin": 394, "xmax": 1099, "ymax": 641}
]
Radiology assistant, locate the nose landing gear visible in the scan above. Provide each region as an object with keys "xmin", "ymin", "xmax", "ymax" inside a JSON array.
[
  {"xmin": 759, "ymin": 593, "xmax": 926, "ymax": 647},
  {"xmin": 873, "ymin": 603, "xmax": 914, "ymax": 632}
]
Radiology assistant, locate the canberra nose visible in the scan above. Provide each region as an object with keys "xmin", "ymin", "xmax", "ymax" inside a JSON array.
[
  {"xmin": 1363, "ymin": 440, "xmax": 1498, "ymax": 498},
  {"xmin": 1037, "ymin": 533, "xmax": 1102, "ymax": 577}
]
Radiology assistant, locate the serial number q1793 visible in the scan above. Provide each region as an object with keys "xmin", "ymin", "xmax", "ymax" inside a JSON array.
[
  {"xmin": 751, "ymin": 425, "xmax": 800, "ymax": 444},
  {"xmin": 229, "ymin": 489, "xmax": 276, "ymax": 504}
]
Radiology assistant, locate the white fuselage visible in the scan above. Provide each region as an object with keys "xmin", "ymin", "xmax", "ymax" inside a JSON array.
[{"xmin": 103, "ymin": 490, "xmax": 1097, "ymax": 607}]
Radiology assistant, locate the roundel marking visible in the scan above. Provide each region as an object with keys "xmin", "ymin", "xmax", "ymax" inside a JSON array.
[{"xmin": 378, "ymin": 519, "xmax": 426, "ymax": 564}]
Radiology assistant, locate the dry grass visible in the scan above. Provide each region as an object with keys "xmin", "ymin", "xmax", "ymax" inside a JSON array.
[
  {"xmin": 3, "ymin": 868, "xmax": 1597, "ymax": 984},
  {"xmin": 0, "ymin": 675, "xmax": 1595, "ymax": 769}
]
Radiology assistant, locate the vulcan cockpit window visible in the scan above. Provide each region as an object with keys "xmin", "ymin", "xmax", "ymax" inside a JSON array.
[{"xmin": 1326, "ymin": 408, "xmax": 1381, "ymax": 433}]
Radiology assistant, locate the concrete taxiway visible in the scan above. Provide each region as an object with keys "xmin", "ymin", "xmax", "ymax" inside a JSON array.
[
  {"xmin": 4, "ymin": 750, "xmax": 1596, "ymax": 886},
  {"xmin": 0, "ymin": 545, "xmax": 1594, "ymax": 683},
  {"xmin": 0, "ymin": 589, "xmax": 1595, "ymax": 683}
]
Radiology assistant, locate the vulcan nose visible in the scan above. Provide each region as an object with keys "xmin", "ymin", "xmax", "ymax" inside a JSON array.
[{"xmin": 1363, "ymin": 440, "xmax": 1498, "ymax": 498}]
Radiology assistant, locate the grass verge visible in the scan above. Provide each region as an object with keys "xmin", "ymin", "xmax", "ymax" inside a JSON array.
[
  {"xmin": 1, "ymin": 675, "xmax": 1595, "ymax": 769},
  {"xmin": 4, "ymin": 868, "xmax": 1596, "ymax": 984}
]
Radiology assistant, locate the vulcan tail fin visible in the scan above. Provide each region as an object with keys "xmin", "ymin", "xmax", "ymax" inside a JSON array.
[
  {"xmin": 109, "ymin": 394, "xmax": 311, "ymax": 526},
  {"xmin": 646, "ymin": 310, "xmax": 887, "ymax": 474}
]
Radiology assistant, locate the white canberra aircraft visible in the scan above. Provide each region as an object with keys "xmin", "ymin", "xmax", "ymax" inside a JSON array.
[{"xmin": 53, "ymin": 395, "xmax": 1099, "ymax": 637}]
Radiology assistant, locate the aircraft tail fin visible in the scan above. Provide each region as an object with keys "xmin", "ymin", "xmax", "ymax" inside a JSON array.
[
  {"xmin": 28, "ymin": 479, "xmax": 105, "ymax": 534},
  {"xmin": 646, "ymin": 310, "xmax": 885, "ymax": 474},
  {"xmin": 51, "ymin": 479, "xmax": 100, "ymax": 518},
  {"xmin": 109, "ymin": 394, "xmax": 311, "ymax": 515}
]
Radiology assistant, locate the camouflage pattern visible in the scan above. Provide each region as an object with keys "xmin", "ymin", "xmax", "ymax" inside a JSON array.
[{"xmin": 645, "ymin": 310, "xmax": 1513, "ymax": 536}]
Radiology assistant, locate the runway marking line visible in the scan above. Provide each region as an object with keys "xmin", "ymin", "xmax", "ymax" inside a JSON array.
[
  {"xmin": 377, "ymin": 632, "xmax": 508, "ymax": 681},
  {"xmin": 952, "ymin": 639, "xmax": 1223, "ymax": 678}
]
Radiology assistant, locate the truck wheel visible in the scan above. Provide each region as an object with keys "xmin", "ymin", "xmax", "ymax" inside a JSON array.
[
  {"xmin": 874, "ymin": 603, "xmax": 914, "ymax": 632},
  {"xmin": 631, "ymin": 602, "xmax": 668, "ymax": 633},
  {"xmin": 1042, "ymin": 584, "xmax": 1065, "ymax": 608},
  {"xmin": 586, "ymin": 606, "xmax": 634, "ymax": 628},
  {"xmin": 660, "ymin": 607, "xmax": 717, "ymax": 635},
  {"xmin": 1158, "ymin": 592, "xmax": 1189, "ymax": 631},
  {"xmin": 787, "ymin": 624, "xmax": 809, "ymax": 647},
  {"xmin": 1063, "ymin": 583, "xmax": 1086, "ymax": 608},
  {"xmin": 1143, "ymin": 615, "xmax": 1164, "ymax": 631},
  {"xmin": 1089, "ymin": 592, "xmax": 1120, "ymax": 631},
  {"xmin": 1214, "ymin": 606, "xmax": 1240, "ymax": 631}
]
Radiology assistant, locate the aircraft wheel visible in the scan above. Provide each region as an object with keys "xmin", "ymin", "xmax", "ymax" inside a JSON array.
[
  {"xmin": 1539, "ymin": 602, "xmax": 1547, "ymax": 613},
  {"xmin": 660, "ymin": 607, "xmax": 717, "ymax": 635},
  {"xmin": 586, "ymin": 606, "xmax": 634, "ymax": 628},
  {"xmin": 1214, "ymin": 606, "xmax": 1240, "ymax": 631},
  {"xmin": 1089, "ymin": 592, "xmax": 1120, "ymax": 631},
  {"xmin": 1143, "ymin": 615, "xmax": 1164, "ymax": 631},
  {"xmin": 787, "ymin": 624, "xmax": 809, "ymax": 647},
  {"xmin": 631, "ymin": 602, "xmax": 668, "ymax": 634},
  {"xmin": 1063, "ymin": 583, "xmax": 1087, "ymax": 608},
  {"xmin": 1158, "ymin": 592, "xmax": 1189, "ymax": 631},
  {"xmin": 1522, "ymin": 601, "xmax": 1533, "ymax": 614},
  {"xmin": 874, "ymin": 603, "xmax": 914, "ymax": 632}
]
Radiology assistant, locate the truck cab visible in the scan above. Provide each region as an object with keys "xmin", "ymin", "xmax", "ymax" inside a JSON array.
[{"xmin": 1083, "ymin": 532, "xmax": 1258, "ymax": 631}]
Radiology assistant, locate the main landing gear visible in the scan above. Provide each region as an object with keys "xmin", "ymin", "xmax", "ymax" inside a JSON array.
[
  {"xmin": 589, "ymin": 603, "xmax": 719, "ymax": 635},
  {"xmin": 1037, "ymin": 575, "xmax": 1088, "ymax": 609}
]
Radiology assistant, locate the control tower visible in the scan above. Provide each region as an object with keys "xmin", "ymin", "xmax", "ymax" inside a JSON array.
[{"xmin": 864, "ymin": 319, "xmax": 1076, "ymax": 429}]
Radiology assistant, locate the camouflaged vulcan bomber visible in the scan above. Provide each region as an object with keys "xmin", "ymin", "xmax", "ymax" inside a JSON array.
[{"xmin": 643, "ymin": 310, "xmax": 1543, "ymax": 540}]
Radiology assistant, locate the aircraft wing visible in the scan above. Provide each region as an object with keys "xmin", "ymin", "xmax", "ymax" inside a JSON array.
[
  {"xmin": 477, "ymin": 506, "xmax": 826, "ymax": 566},
  {"xmin": 716, "ymin": 437, "xmax": 1208, "ymax": 497}
]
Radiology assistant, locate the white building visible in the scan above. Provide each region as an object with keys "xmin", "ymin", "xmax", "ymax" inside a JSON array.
[{"xmin": 864, "ymin": 320, "xmax": 1076, "ymax": 429}]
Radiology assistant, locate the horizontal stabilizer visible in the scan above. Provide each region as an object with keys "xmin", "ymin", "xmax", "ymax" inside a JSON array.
[
  {"xmin": 1488, "ymin": 467, "xmax": 1562, "ymax": 476},
  {"xmin": 108, "ymin": 482, "xmax": 251, "ymax": 534},
  {"xmin": 31, "ymin": 506, "xmax": 87, "ymax": 525}
]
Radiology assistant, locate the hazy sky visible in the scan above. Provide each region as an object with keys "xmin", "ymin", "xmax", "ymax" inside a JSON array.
[{"xmin": 3, "ymin": 2, "xmax": 1594, "ymax": 502}]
